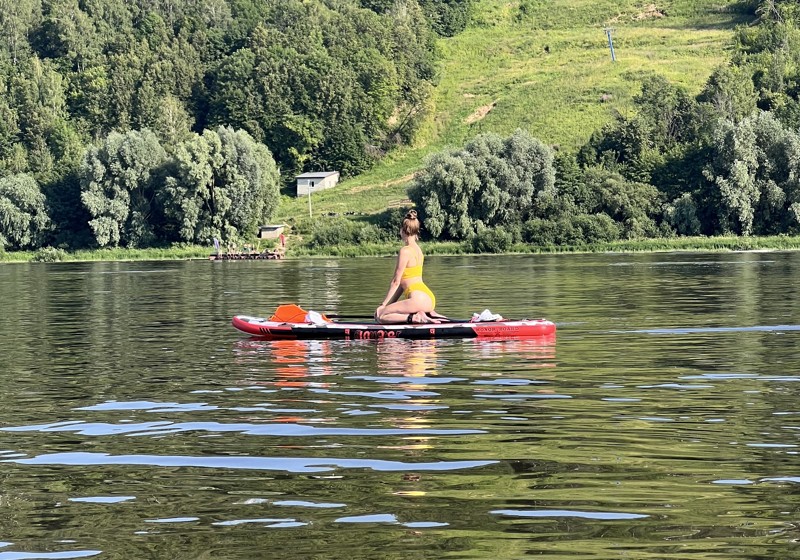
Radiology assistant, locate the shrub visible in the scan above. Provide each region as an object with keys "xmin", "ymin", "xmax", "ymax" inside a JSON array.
[
  {"xmin": 30, "ymin": 247, "xmax": 68, "ymax": 263},
  {"xmin": 470, "ymin": 226, "xmax": 513, "ymax": 253},
  {"xmin": 309, "ymin": 218, "xmax": 354, "ymax": 247},
  {"xmin": 522, "ymin": 218, "xmax": 558, "ymax": 245},
  {"xmin": 522, "ymin": 214, "xmax": 622, "ymax": 246},
  {"xmin": 309, "ymin": 217, "xmax": 388, "ymax": 248},
  {"xmin": 354, "ymin": 223, "xmax": 386, "ymax": 244},
  {"xmin": 552, "ymin": 217, "xmax": 584, "ymax": 245},
  {"xmin": 523, "ymin": 218, "xmax": 582, "ymax": 245},
  {"xmin": 573, "ymin": 213, "xmax": 621, "ymax": 243},
  {"xmin": 372, "ymin": 207, "xmax": 408, "ymax": 236}
]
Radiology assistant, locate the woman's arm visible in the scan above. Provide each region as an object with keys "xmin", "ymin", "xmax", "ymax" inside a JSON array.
[{"xmin": 379, "ymin": 248, "xmax": 409, "ymax": 306}]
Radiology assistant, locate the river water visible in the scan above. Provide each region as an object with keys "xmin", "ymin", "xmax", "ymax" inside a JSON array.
[{"xmin": 1, "ymin": 252, "xmax": 800, "ymax": 559}]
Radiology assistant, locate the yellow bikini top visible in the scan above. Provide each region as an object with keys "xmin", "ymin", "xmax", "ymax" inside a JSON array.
[{"xmin": 401, "ymin": 251, "xmax": 424, "ymax": 279}]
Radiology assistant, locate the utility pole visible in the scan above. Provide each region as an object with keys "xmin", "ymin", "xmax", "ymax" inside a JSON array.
[
  {"xmin": 604, "ymin": 27, "xmax": 616, "ymax": 62},
  {"xmin": 308, "ymin": 181, "xmax": 314, "ymax": 218}
]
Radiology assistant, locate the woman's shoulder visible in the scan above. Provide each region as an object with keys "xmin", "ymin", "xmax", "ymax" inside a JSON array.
[{"xmin": 400, "ymin": 244, "xmax": 424, "ymax": 255}]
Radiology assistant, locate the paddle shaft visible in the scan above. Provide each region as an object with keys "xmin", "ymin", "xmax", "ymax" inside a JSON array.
[
  {"xmin": 327, "ymin": 312, "xmax": 471, "ymax": 323},
  {"xmin": 273, "ymin": 304, "xmax": 471, "ymax": 324},
  {"xmin": 325, "ymin": 313, "xmax": 374, "ymax": 319}
]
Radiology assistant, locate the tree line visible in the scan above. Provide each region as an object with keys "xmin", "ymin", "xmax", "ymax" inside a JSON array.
[
  {"xmin": 0, "ymin": 0, "xmax": 473, "ymax": 251},
  {"xmin": 6, "ymin": 0, "xmax": 800, "ymax": 253},
  {"xmin": 406, "ymin": 0, "xmax": 800, "ymax": 250},
  {"xmin": 1, "ymin": 126, "xmax": 280, "ymax": 249}
]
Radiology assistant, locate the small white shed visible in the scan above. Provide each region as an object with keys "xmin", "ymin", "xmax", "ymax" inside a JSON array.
[
  {"xmin": 296, "ymin": 171, "xmax": 339, "ymax": 197},
  {"xmin": 257, "ymin": 224, "xmax": 285, "ymax": 239}
]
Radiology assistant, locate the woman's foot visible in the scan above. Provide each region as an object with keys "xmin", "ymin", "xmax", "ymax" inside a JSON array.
[{"xmin": 412, "ymin": 311, "xmax": 442, "ymax": 324}]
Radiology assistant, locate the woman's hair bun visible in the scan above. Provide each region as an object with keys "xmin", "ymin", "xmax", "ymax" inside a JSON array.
[{"xmin": 405, "ymin": 209, "xmax": 418, "ymax": 221}]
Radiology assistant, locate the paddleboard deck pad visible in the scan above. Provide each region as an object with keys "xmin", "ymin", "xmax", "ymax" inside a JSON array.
[{"xmin": 232, "ymin": 315, "xmax": 556, "ymax": 340}]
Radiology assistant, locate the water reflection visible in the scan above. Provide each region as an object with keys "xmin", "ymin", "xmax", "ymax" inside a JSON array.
[
  {"xmin": 5, "ymin": 254, "xmax": 800, "ymax": 559},
  {"xmin": 375, "ymin": 341, "xmax": 440, "ymax": 458},
  {"xmin": 233, "ymin": 339, "xmax": 335, "ymax": 390},
  {"xmin": 466, "ymin": 334, "xmax": 557, "ymax": 365},
  {"xmin": 376, "ymin": 339, "xmax": 441, "ymax": 378},
  {"xmin": 7, "ymin": 451, "xmax": 495, "ymax": 473}
]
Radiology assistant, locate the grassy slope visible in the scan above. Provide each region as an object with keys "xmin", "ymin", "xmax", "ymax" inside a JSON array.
[{"xmin": 275, "ymin": 0, "xmax": 749, "ymax": 222}]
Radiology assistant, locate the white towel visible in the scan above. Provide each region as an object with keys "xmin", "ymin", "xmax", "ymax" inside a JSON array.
[
  {"xmin": 305, "ymin": 310, "xmax": 328, "ymax": 325},
  {"xmin": 472, "ymin": 309, "xmax": 504, "ymax": 322}
]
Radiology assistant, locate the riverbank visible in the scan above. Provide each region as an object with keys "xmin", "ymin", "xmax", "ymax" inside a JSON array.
[
  {"xmin": 0, "ymin": 245, "xmax": 211, "ymax": 264},
  {"xmin": 289, "ymin": 235, "xmax": 800, "ymax": 257},
  {"xmin": 4, "ymin": 235, "xmax": 800, "ymax": 264}
]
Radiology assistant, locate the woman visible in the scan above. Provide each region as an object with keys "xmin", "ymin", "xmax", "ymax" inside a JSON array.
[{"xmin": 375, "ymin": 210, "xmax": 444, "ymax": 324}]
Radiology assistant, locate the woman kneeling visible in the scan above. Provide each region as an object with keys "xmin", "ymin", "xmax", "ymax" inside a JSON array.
[{"xmin": 375, "ymin": 210, "xmax": 444, "ymax": 324}]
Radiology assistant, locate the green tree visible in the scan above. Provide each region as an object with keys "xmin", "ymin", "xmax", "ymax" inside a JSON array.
[
  {"xmin": 0, "ymin": 0, "xmax": 40, "ymax": 66},
  {"xmin": 7, "ymin": 56, "xmax": 88, "ymax": 186},
  {"xmin": 0, "ymin": 80, "xmax": 21, "ymax": 165},
  {"xmin": 33, "ymin": 0, "xmax": 97, "ymax": 71},
  {"xmin": 11, "ymin": 57, "xmax": 67, "ymax": 149},
  {"xmin": 731, "ymin": 2, "xmax": 800, "ymax": 113},
  {"xmin": 0, "ymin": 173, "xmax": 50, "ymax": 250},
  {"xmin": 409, "ymin": 149, "xmax": 480, "ymax": 238},
  {"xmin": 698, "ymin": 65, "xmax": 759, "ymax": 123},
  {"xmin": 67, "ymin": 64, "xmax": 109, "ymax": 134},
  {"xmin": 635, "ymin": 74, "xmax": 701, "ymax": 149},
  {"xmin": 361, "ymin": 0, "xmax": 473, "ymax": 36},
  {"xmin": 149, "ymin": 93, "xmax": 195, "ymax": 150},
  {"xmin": 578, "ymin": 167, "xmax": 665, "ymax": 239},
  {"xmin": 43, "ymin": 168, "xmax": 94, "ymax": 248},
  {"xmin": 417, "ymin": 0, "xmax": 473, "ymax": 36},
  {"xmin": 160, "ymin": 126, "xmax": 280, "ymax": 243},
  {"xmin": 104, "ymin": 49, "xmax": 145, "ymax": 132},
  {"xmin": 702, "ymin": 111, "xmax": 800, "ymax": 235},
  {"xmin": 409, "ymin": 129, "xmax": 555, "ymax": 239},
  {"xmin": 664, "ymin": 192, "xmax": 702, "ymax": 236},
  {"xmin": 577, "ymin": 114, "xmax": 653, "ymax": 179},
  {"xmin": 79, "ymin": 128, "xmax": 167, "ymax": 247},
  {"xmin": 206, "ymin": 0, "xmax": 435, "ymax": 179}
]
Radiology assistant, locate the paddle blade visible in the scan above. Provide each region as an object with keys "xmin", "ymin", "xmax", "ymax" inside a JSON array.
[{"xmin": 270, "ymin": 304, "xmax": 309, "ymax": 323}]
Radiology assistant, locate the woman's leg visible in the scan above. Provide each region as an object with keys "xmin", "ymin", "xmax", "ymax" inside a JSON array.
[{"xmin": 376, "ymin": 292, "xmax": 435, "ymax": 324}]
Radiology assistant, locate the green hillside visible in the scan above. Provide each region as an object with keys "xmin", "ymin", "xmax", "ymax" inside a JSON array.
[{"xmin": 276, "ymin": 0, "xmax": 749, "ymax": 222}]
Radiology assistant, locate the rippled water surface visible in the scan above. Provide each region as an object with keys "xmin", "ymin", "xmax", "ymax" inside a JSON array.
[{"xmin": 2, "ymin": 252, "xmax": 800, "ymax": 559}]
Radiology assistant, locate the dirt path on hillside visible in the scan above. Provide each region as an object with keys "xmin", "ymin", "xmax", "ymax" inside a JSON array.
[
  {"xmin": 465, "ymin": 101, "xmax": 497, "ymax": 124},
  {"xmin": 348, "ymin": 173, "xmax": 417, "ymax": 194}
]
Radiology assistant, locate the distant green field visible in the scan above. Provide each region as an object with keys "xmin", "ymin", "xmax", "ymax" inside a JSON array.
[{"xmin": 276, "ymin": 0, "xmax": 748, "ymax": 222}]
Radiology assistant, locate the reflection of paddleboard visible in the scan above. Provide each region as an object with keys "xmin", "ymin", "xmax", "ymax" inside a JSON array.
[{"xmin": 232, "ymin": 315, "xmax": 556, "ymax": 340}]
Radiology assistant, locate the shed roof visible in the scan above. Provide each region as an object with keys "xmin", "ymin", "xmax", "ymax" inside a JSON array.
[{"xmin": 296, "ymin": 171, "xmax": 338, "ymax": 179}]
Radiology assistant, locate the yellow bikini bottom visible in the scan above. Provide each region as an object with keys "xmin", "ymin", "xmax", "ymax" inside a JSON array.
[{"xmin": 403, "ymin": 282, "xmax": 436, "ymax": 308}]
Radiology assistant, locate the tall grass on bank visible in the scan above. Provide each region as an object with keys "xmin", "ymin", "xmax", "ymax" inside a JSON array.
[
  {"xmin": 4, "ymin": 236, "xmax": 800, "ymax": 263},
  {"xmin": 0, "ymin": 245, "xmax": 211, "ymax": 264},
  {"xmin": 275, "ymin": 235, "xmax": 800, "ymax": 258}
]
